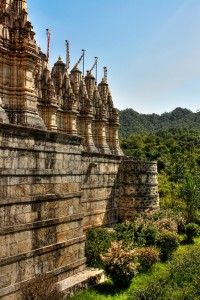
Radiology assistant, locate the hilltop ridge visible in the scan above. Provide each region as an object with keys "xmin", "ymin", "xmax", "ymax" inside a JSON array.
[{"xmin": 119, "ymin": 107, "xmax": 200, "ymax": 137}]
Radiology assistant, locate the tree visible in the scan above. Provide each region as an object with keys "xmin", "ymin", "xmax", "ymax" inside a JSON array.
[{"xmin": 181, "ymin": 175, "xmax": 200, "ymax": 223}]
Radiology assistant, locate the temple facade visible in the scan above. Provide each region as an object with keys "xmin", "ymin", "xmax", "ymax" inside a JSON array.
[
  {"xmin": 0, "ymin": 0, "xmax": 122, "ymax": 156},
  {"xmin": 0, "ymin": 1, "xmax": 159, "ymax": 299}
]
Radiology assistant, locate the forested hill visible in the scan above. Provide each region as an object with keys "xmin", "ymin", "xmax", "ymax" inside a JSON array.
[{"xmin": 118, "ymin": 107, "xmax": 200, "ymax": 137}]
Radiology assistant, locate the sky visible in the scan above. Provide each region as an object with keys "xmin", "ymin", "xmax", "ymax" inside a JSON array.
[{"xmin": 27, "ymin": 0, "xmax": 200, "ymax": 115}]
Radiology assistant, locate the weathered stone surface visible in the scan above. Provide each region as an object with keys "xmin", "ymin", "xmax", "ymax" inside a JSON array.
[
  {"xmin": 58, "ymin": 268, "xmax": 106, "ymax": 297},
  {"xmin": 118, "ymin": 159, "xmax": 159, "ymax": 219}
]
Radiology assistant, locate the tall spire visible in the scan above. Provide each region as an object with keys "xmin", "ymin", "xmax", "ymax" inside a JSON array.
[
  {"xmin": 46, "ymin": 29, "xmax": 51, "ymax": 64},
  {"xmin": 65, "ymin": 40, "xmax": 70, "ymax": 70}
]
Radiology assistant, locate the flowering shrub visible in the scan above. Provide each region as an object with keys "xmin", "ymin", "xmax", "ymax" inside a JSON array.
[
  {"xmin": 101, "ymin": 240, "xmax": 139, "ymax": 287},
  {"xmin": 156, "ymin": 230, "xmax": 180, "ymax": 261},
  {"xmin": 133, "ymin": 209, "xmax": 185, "ymax": 235},
  {"xmin": 136, "ymin": 247, "xmax": 160, "ymax": 271},
  {"xmin": 153, "ymin": 217, "xmax": 178, "ymax": 233}
]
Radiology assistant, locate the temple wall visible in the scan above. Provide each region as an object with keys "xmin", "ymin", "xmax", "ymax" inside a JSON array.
[
  {"xmin": 81, "ymin": 152, "xmax": 122, "ymax": 230},
  {"xmin": 0, "ymin": 124, "xmax": 122, "ymax": 299},
  {"xmin": 0, "ymin": 124, "xmax": 85, "ymax": 299}
]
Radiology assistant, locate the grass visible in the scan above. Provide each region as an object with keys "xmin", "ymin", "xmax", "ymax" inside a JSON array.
[
  {"xmin": 66, "ymin": 237, "xmax": 200, "ymax": 300},
  {"xmin": 65, "ymin": 264, "xmax": 170, "ymax": 300}
]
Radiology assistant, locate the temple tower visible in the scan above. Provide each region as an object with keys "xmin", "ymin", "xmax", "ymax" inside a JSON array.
[{"xmin": 0, "ymin": 0, "xmax": 46, "ymax": 128}]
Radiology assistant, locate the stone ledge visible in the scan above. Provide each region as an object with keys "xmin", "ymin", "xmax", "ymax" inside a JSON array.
[
  {"xmin": 0, "ymin": 123, "xmax": 83, "ymax": 145},
  {"xmin": 122, "ymin": 159, "xmax": 157, "ymax": 164},
  {"xmin": 121, "ymin": 171, "xmax": 158, "ymax": 175},
  {"xmin": 120, "ymin": 182, "xmax": 158, "ymax": 186},
  {"xmin": 84, "ymin": 208, "xmax": 117, "ymax": 217},
  {"xmin": 81, "ymin": 197, "xmax": 112, "ymax": 203},
  {"xmin": 0, "ymin": 192, "xmax": 82, "ymax": 206},
  {"xmin": 81, "ymin": 185, "xmax": 118, "ymax": 190},
  {"xmin": 0, "ymin": 169, "xmax": 82, "ymax": 175},
  {"xmin": 0, "ymin": 236, "xmax": 86, "ymax": 266},
  {"xmin": 1, "ymin": 213, "xmax": 84, "ymax": 235},
  {"xmin": 58, "ymin": 268, "xmax": 106, "ymax": 298},
  {"xmin": 81, "ymin": 151, "xmax": 123, "ymax": 160},
  {"xmin": 0, "ymin": 146, "xmax": 82, "ymax": 155}
]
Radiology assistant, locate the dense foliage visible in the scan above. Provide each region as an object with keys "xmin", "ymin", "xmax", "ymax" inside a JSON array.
[
  {"xmin": 71, "ymin": 209, "xmax": 200, "ymax": 300},
  {"xmin": 120, "ymin": 127, "xmax": 200, "ymax": 209},
  {"xmin": 85, "ymin": 209, "xmax": 198, "ymax": 286},
  {"xmin": 85, "ymin": 228, "xmax": 116, "ymax": 268},
  {"xmin": 119, "ymin": 107, "xmax": 200, "ymax": 137}
]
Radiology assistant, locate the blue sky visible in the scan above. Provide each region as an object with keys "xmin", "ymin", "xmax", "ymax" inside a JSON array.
[{"xmin": 27, "ymin": 0, "xmax": 200, "ymax": 114}]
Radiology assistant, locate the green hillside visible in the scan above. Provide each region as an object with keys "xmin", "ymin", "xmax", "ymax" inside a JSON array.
[{"xmin": 119, "ymin": 107, "xmax": 200, "ymax": 137}]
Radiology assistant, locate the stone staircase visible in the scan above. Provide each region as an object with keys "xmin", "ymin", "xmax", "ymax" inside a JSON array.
[{"xmin": 58, "ymin": 268, "xmax": 106, "ymax": 298}]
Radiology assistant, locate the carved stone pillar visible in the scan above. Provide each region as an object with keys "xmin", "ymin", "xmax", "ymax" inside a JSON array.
[{"xmin": 0, "ymin": 95, "xmax": 9, "ymax": 123}]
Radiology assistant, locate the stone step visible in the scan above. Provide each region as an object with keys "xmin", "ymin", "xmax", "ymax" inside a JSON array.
[{"xmin": 58, "ymin": 268, "xmax": 106, "ymax": 298}]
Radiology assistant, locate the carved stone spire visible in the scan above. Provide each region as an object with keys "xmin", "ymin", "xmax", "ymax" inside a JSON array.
[
  {"xmin": 70, "ymin": 66, "xmax": 82, "ymax": 98},
  {"xmin": 0, "ymin": 0, "xmax": 46, "ymax": 128},
  {"xmin": 85, "ymin": 70, "xmax": 95, "ymax": 101}
]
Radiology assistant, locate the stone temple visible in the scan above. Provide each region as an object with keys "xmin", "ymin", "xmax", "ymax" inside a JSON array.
[{"xmin": 0, "ymin": 1, "xmax": 159, "ymax": 299}]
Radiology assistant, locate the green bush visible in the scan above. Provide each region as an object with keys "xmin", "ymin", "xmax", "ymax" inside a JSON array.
[
  {"xmin": 184, "ymin": 223, "xmax": 199, "ymax": 243},
  {"xmin": 194, "ymin": 279, "xmax": 200, "ymax": 298},
  {"xmin": 170, "ymin": 245, "xmax": 200, "ymax": 287},
  {"xmin": 156, "ymin": 230, "xmax": 180, "ymax": 261},
  {"xmin": 139, "ymin": 226, "xmax": 158, "ymax": 246},
  {"xmin": 101, "ymin": 241, "xmax": 139, "ymax": 287},
  {"xmin": 181, "ymin": 175, "xmax": 200, "ymax": 223},
  {"xmin": 85, "ymin": 228, "xmax": 116, "ymax": 268},
  {"xmin": 176, "ymin": 216, "xmax": 186, "ymax": 234},
  {"xmin": 20, "ymin": 274, "xmax": 63, "ymax": 300},
  {"xmin": 136, "ymin": 247, "xmax": 160, "ymax": 271},
  {"xmin": 194, "ymin": 213, "xmax": 200, "ymax": 226},
  {"xmin": 135, "ymin": 236, "xmax": 146, "ymax": 247},
  {"xmin": 114, "ymin": 221, "xmax": 135, "ymax": 247}
]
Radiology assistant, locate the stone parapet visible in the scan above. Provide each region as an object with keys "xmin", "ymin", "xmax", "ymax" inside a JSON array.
[{"xmin": 0, "ymin": 123, "xmax": 85, "ymax": 300}]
